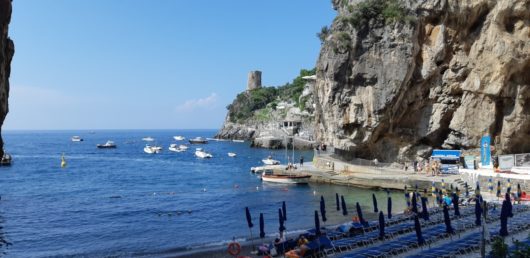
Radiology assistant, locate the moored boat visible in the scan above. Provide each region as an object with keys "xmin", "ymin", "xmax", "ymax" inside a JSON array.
[
  {"xmin": 169, "ymin": 144, "xmax": 186, "ymax": 152},
  {"xmin": 144, "ymin": 145, "xmax": 162, "ymax": 154},
  {"xmin": 189, "ymin": 137, "xmax": 208, "ymax": 144},
  {"xmin": 228, "ymin": 152, "xmax": 237, "ymax": 157},
  {"xmin": 1, "ymin": 152, "xmax": 12, "ymax": 166},
  {"xmin": 173, "ymin": 136, "xmax": 185, "ymax": 141},
  {"xmin": 262, "ymin": 156, "xmax": 280, "ymax": 165},
  {"xmin": 97, "ymin": 140, "xmax": 117, "ymax": 149},
  {"xmin": 232, "ymin": 139, "xmax": 245, "ymax": 143},
  {"xmin": 142, "ymin": 137, "xmax": 155, "ymax": 142},
  {"xmin": 195, "ymin": 148, "xmax": 212, "ymax": 158},
  {"xmin": 71, "ymin": 136, "xmax": 83, "ymax": 142},
  {"xmin": 261, "ymin": 170, "xmax": 311, "ymax": 184}
]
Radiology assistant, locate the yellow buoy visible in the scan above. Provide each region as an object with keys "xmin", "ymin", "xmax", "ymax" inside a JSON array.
[{"xmin": 61, "ymin": 153, "xmax": 67, "ymax": 168}]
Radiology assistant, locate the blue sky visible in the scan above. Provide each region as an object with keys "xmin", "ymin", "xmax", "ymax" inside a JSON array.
[{"xmin": 5, "ymin": 0, "xmax": 335, "ymax": 130}]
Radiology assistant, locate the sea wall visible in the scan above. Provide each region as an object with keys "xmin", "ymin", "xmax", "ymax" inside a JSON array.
[{"xmin": 0, "ymin": 0, "xmax": 14, "ymax": 157}]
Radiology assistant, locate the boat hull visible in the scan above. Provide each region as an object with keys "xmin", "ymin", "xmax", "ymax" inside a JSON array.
[
  {"xmin": 262, "ymin": 159, "xmax": 280, "ymax": 165},
  {"xmin": 189, "ymin": 140, "xmax": 208, "ymax": 144},
  {"xmin": 261, "ymin": 174, "xmax": 311, "ymax": 184},
  {"xmin": 195, "ymin": 151, "xmax": 212, "ymax": 158},
  {"xmin": 97, "ymin": 145, "xmax": 116, "ymax": 149}
]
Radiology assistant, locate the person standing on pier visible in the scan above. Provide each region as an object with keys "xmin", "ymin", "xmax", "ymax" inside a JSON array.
[{"xmin": 300, "ymin": 156, "xmax": 304, "ymax": 167}]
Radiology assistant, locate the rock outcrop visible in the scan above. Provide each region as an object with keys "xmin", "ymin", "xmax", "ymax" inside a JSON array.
[
  {"xmin": 0, "ymin": 0, "xmax": 14, "ymax": 157},
  {"xmin": 315, "ymin": 0, "xmax": 530, "ymax": 162}
]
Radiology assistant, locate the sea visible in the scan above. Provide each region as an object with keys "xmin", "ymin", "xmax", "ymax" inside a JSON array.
[{"xmin": 0, "ymin": 130, "xmax": 409, "ymax": 257}]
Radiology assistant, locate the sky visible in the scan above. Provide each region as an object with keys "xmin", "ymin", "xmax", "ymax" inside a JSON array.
[{"xmin": 4, "ymin": 0, "xmax": 336, "ymax": 130}]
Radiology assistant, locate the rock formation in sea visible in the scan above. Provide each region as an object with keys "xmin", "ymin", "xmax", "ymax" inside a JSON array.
[
  {"xmin": 314, "ymin": 0, "xmax": 530, "ymax": 162},
  {"xmin": 0, "ymin": 0, "xmax": 14, "ymax": 158}
]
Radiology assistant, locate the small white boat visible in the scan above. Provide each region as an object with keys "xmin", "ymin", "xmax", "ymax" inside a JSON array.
[
  {"xmin": 173, "ymin": 136, "xmax": 185, "ymax": 141},
  {"xmin": 144, "ymin": 145, "xmax": 162, "ymax": 154},
  {"xmin": 189, "ymin": 137, "xmax": 208, "ymax": 144},
  {"xmin": 261, "ymin": 170, "xmax": 311, "ymax": 184},
  {"xmin": 178, "ymin": 144, "xmax": 188, "ymax": 150},
  {"xmin": 233, "ymin": 139, "xmax": 245, "ymax": 143},
  {"xmin": 262, "ymin": 156, "xmax": 280, "ymax": 165},
  {"xmin": 195, "ymin": 148, "xmax": 212, "ymax": 158},
  {"xmin": 228, "ymin": 152, "xmax": 237, "ymax": 157},
  {"xmin": 71, "ymin": 136, "xmax": 83, "ymax": 142},
  {"xmin": 169, "ymin": 144, "xmax": 186, "ymax": 152},
  {"xmin": 97, "ymin": 140, "xmax": 117, "ymax": 149},
  {"xmin": 142, "ymin": 137, "xmax": 155, "ymax": 142}
]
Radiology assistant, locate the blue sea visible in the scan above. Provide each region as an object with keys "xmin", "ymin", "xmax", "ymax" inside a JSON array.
[{"xmin": 0, "ymin": 130, "xmax": 408, "ymax": 257}]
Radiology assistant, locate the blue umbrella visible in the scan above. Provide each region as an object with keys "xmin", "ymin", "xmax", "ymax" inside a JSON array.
[
  {"xmin": 314, "ymin": 210, "xmax": 321, "ymax": 236},
  {"xmin": 278, "ymin": 208, "xmax": 286, "ymax": 232},
  {"xmin": 505, "ymin": 193, "xmax": 513, "ymax": 218},
  {"xmin": 336, "ymin": 193, "xmax": 340, "ymax": 211},
  {"xmin": 452, "ymin": 193, "xmax": 460, "ymax": 216},
  {"xmin": 372, "ymin": 193, "xmax": 379, "ymax": 213},
  {"xmin": 341, "ymin": 195, "xmax": 348, "ymax": 216},
  {"xmin": 259, "ymin": 213, "xmax": 265, "ymax": 238},
  {"xmin": 356, "ymin": 202, "xmax": 367, "ymax": 226},
  {"xmin": 245, "ymin": 207, "xmax": 253, "ymax": 228},
  {"xmin": 414, "ymin": 215, "xmax": 425, "ymax": 245},
  {"xmin": 411, "ymin": 192, "xmax": 418, "ymax": 214},
  {"xmin": 378, "ymin": 211, "xmax": 385, "ymax": 239},
  {"xmin": 499, "ymin": 200, "xmax": 509, "ymax": 237},
  {"xmin": 443, "ymin": 204, "xmax": 454, "ymax": 234},
  {"xmin": 475, "ymin": 196, "xmax": 482, "ymax": 226},
  {"xmin": 282, "ymin": 201, "xmax": 287, "ymax": 221},
  {"xmin": 320, "ymin": 196, "xmax": 327, "ymax": 222},
  {"xmin": 420, "ymin": 196, "xmax": 429, "ymax": 220},
  {"xmin": 387, "ymin": 196, "xmax": 392, "ymax": 219}
]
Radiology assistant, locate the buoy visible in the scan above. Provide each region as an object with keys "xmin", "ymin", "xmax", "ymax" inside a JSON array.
[{"xmin": 60, "ymin": 153, "xmax": 67, "ymax": 168}]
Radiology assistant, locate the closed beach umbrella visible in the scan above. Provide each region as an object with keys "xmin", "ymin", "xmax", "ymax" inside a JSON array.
[
  {"xmin": 282, "ymin": 201, "xmax": 287, "ymax": 221},
  {"xmin": 278, "ymin": 208, "xmax": 286, "ymax": 232},
  {"xmin": 314, "ymin": 210, "xmax": 321, "ymax": 236},
  {"xmin": 499, "ymin": 200, "xmax": 509, "ymax": 237},
  {"xmin": 414, "ymin": 215, "xmax": 425, "ymax": 245},
  {"xmin": 387, "ymin": 196, "xmax": 392, "ymax": 219},
  {"xmin": 507, "ymin": 179, "xmax": 511, "ymax": 193},
  {"xmin": 320, "ymin": 196, "xmax": 327, "ymax": 222},
  {"xmin": 341, "ymin": 195, "xmax": 348, "ymax": 216},
  {"xmin": 505, "ymin": 193, "xmax": 513, "ymax": 217},
  {"xmin": 259, "ymin": 213, "xmax": 265, "ymax": 238},
  {"xmin": 356, "ymin": 202, "xmax": 366, "ymax": 226},
  {"xmin": 456, "ymin": 187, "xmax": 460, "ymax": 197},
  {"xmin": 378, "ymin": 211, "xmax": 385, "ymax": 239},
  {"xmin": 336, "ymin": 193, "xmax": 340, "ymax": 211},
  {"xmin": 435, "ymin": 188, "xmax": 441, "ymax": 204},
  {"xmin": 443, "ymin": 204, "xmax": 454, "ymax": 234},
  {"xmin": 475, "ymin": 197, "xmax": 482, "ymax": 226},
  {"xmin": 420, "ymin": 196, "xmax": 429, "ymax": 221},
  {"xmin": 411, "ymin": 192, "xmax": 418, "ymax": 214},
  {"xmin": 465, "ymin": 182, "xmax": 469, "ymax": 197},
  {"xmin": 497, "ymin": 181, "xmax": 501, "ymax": 197},
  {"xmin": 452, "ymin": 193, "xmax": 460, "ymax": 216},
  {"xmin": 517, "ymin": 183, "xmax": 522, "ymax": 201},
  {"xmin": 488, "ymin": 178, "xmax": 493, "ymax": 193},
  {"xmin": 476, "ymin": 183, "xmax": 481, "ymax": 196},
  {"xmin": 431, "ymin": 182, "xmax": 436, "ymax": 197},
  {"xmin": 372, "ymin": 193, "xmax": 379, "ymax": 213},
  {"xmin": 245, "ymin": 207, "xmax": 253, "ymax": 228}
]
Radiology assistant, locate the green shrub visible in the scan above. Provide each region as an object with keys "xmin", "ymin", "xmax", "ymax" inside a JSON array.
[
  {"xmin": 317, "ymin": 26, "xmax": 330, "ymax": 42},
  {"xmin": 345, "ymin": 0, "xmax": 412, "ymax": 29}
]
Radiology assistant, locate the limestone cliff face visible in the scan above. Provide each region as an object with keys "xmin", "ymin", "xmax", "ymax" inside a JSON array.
[
  {"xmin": 315, "ymin": 0, "xmax": 530, "ymax": 162},
  {"xmin": 0, "ymin": 0, "xmax": 14, "ymax": 157}
]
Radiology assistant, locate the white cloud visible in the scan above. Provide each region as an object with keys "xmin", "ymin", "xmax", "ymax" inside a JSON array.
[{"xmin": 175, "ymin": 93, "xmax": 218, "ymax": 112}]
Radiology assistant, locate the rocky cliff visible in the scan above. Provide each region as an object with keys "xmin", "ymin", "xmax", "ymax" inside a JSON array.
[
  {"xmin": 315, "ymin": 0, "xmax": 530, "ymax": 162},
  {"xmin": 0, "ymin": 0, "xmax": 14, "ymax": 158}
]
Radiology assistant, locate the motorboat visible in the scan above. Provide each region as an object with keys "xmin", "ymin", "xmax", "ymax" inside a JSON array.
[
  {"xmin": 262, "ymin": 156, "xmax": 280, "ymax": 165},
  {"xmin": 71, "ymin": 136, "xmax": 83, "ymax": 142},
  {"xmin": 189, "ymin": 137, "xmax": 208, "ymax": 144},
  {"xmin": 144, "ymin": 145, "xmax": 162, "ymax": 154},
  {"xmin": 169, "ymin": 144, "xmax": 186, "ymax": 152},
  {"xmin": 233, "ymin": 139, "xmax": 245, "ymax": 143},
  {"xmin": 228, "ymin": 152, "xmax": 237, "ymax": 157},
  {"xmin": 97, "ymin": 140, "xmax": 117, "ymax": 149},
  {"xmin": 261, "ymin": 170, "xmax": 311, "ymax": 184},
  {"xmin": 178, "ymin": 144, "xmax": 188, "ymax": 150},
  {"xmin": 173, "ymin": 136, "xmax": 185, "ymax": 141},
  {"xmin": 195, "ymin": 148, "xmax": 212, "ymax": 158},
  {"xmin": 1, "ymin": 152, "xmax": 12, "ymax": 166},
  {"xmin": 142, "ymin": 137, "xmax": 155, "ymax": 142}
]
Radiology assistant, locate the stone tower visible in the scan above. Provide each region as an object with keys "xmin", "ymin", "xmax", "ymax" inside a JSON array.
[{"xmin": 247, "ymin": 71, "xmax": 262, "ymax": 91}]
